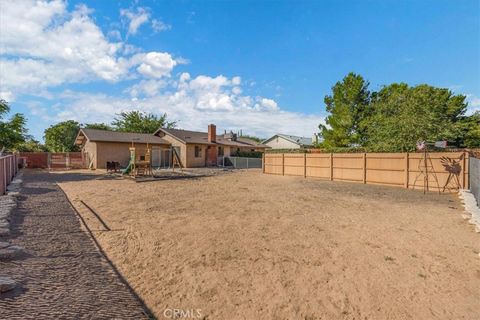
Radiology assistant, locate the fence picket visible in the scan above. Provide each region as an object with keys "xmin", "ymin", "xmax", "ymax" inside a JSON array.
[{"xmin": 264, "ymin": 151, "xmax": 469, "ymax": 193}]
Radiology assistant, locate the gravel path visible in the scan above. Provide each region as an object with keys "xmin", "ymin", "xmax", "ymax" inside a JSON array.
[{"xmin": 0, "ymin": 170, "xmax": 152, "ymax": 319}]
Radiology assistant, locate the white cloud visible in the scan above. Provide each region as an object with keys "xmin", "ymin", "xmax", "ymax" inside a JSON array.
[
  {"xmin": 0, "ymin": 1, "xmax": 178, "ymax": 99},
  {"xmin": 0, "ymin": 1, "xmax": 324, "ymax": 139},
  {"xmin": 466, "ymin": 94, "xmax": 480, "ymax": 114},
  {"xmin": 152, "ymin": 19, "xmax": 171, "ymax": 33},
  {"xmin": 136, "ymin": 52, "xmax": 177, "ymax": 78},
  {"xmin": 48, "ymin": 73, "xmax": 324, "ymax": 138},
  {"xmin": 120, "ymin": 7, "xmax": 150, "ymax": 36}
]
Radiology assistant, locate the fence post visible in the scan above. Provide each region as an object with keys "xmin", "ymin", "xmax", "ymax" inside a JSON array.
[
  {"xmin": 304, "ymin": 153, "xmax": 307, "ymax": 178},
  {"xmin": 462, "ymin": 151, "xmax": 466, "ymax": 189},
  {"xmin": 282, "ymin": 153, "xmax": 285, "ymax": 176},
  {"xmin": 329, "ymin": 153, "xmax": 333, "ymax": 181},
  {"xmin": 66, "ymin": 152, "xmax": 70, "ymax": 169},
  {"xmin": 404, "ymin": 153, "xmax": 409, "ymax": 189},
  {"xmin": 246, "ymin": 158, "xmax": 249, "ymax": 169},
  {"xmin": 262, "ymin": 153, "xmax": 265, "ymax": 173},
  {"xmin": 362, "ymin": 153, "xmax": 367, "ymax": 184},
  {"xmin": 1, "ymin": 158, "xmax": 5, "ymax": 195}
]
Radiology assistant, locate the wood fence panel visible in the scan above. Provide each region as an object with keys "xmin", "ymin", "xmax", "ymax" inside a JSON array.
[
  {"xmin": 1, "ymin": 154, "xmax": 18, "ymax": 195},
  {"xmin": 306, "ymin": 154, "xmax": 330, "ymax": 179},
  {"xmin": 366, "ymin": 153, "xmax": 405, "ymax": 186},
  {"xmin": 332, "ymin": 154, "xmax": 364, "ymax": 182},
  {"xmin": 284, "ymin": 154, "xmax": 304, "ymax": 176},
  {"xmin": 264, "ymin": 154, "xmax": 283, "ymax": 175},
  {"xmin": 264, "ymin": 151, "xmax": 469, "ymax": 193}
]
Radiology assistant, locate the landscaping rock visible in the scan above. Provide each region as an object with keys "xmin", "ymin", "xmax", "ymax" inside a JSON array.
[
  {"xmin": 0, "ymin": 228, "xmax": 9, "ymax": 237},
  {"xmin": 0, "ymin": 245, "xmax": 24, "ymax": 260},
  {"xmin": 0, "ymin": 241, "xmax": 10, "ymax": 249},
  {"xmin": 0, "ymin": 221, "xmax": 9, "ymax": 229},
  {"xmin": 0, "ymin": 277, "xmax": 16, "ymax": 293}
]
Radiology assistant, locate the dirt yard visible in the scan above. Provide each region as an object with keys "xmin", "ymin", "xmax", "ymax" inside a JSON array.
[{"xmin": 58, "ymin": 170, "xmax": 480, "ymax": 320}]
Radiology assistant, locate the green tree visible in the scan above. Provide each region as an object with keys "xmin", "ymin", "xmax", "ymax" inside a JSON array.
[
  {"xmin": 14, "ymin": 139, "xmax": 47, "ymax": 152},
  {"xmin": 83, "ymin": 123, "xmax": 113, "ymax": 131},
  {"xmin": 239, "ymin": 134, "xmax": 264, "ymax": 143},
  {"xmin": 457, "ymin": 111, "xmax": 480, "ymax": 148},
  {"xmin": 44, "ymin": 120, "xmax": 81, "ymax": 152},
  {"xmin": 319, "ymin": 73, "xmax": 370, "ymax": 148},
  {"xmin": 112, "ymin": 111, "xmax": 176, "ymax": 133},
  {"xmin": 364, "ymin": 84, "xmax": 468, "ymax": 152},
  {"xmin": 0, "ymin": 99, "xmax": 29, "ymax": 151}
]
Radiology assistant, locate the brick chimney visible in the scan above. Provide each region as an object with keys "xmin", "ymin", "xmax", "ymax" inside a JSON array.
[{"xmin": 208, "ymin": 124, "xmax": 216, "ymax": 143}]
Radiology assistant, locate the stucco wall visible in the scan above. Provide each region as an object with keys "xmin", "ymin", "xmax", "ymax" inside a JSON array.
[
  {"xmin": 186, "ymin": 144, "xmax": 207, "ymax": 167},
  {"xmin": 82, "ymin": 141, "xmax": 97, "ymax": 169},
  {"xmin": 265, "ymin": 136, "xmax": 301, "ymax": 149},
  {"xmin": 157, "ymin": 134, "xmax": 187, "ymax": 167},
  {"xmin": 94, "ymin": 141, "xmax": 168, "ymax": 169}
]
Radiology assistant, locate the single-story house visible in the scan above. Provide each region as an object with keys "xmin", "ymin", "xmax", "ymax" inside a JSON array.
[
  {"xmin": 154, "ymin": 124, "xmax": 269, "ymax": 168},
  {"xmin": 75, "ymin": 128, "xmax": 170, "ymax": 169},
  {"xmin": 262, "ymin": 134, "xmax": 318, "ymax": 149},
  {"xmin": 75, "ymin": 124, "xmax": 269, "ymax": 169}
]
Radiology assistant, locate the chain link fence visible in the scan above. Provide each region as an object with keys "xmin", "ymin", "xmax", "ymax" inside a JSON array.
[{"xmin": 218, "ymin": 156, "xmax": 262, "ymax": 169}]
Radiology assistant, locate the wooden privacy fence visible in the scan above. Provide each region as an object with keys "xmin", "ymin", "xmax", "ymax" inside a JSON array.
[
  {"xmin": 263, "ymin": 152, "xmax": 469, "ymax": 193},
  {"xmin": 20, "ymin": 152, "xmax": 86, "ymax": 169},
  {"xmin": 1, "ymin": 154, "xmax": 19, "ymax": 195}
]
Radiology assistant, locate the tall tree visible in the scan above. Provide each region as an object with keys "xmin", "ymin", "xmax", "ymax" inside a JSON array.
[
  {"xmin": 457, "ymin": 111, "xmax": 480, "ymax": 148},
  {"xmin": 112, "ymin": 111, "xmax": 176, "ymax": 133},
  {"xmin": 364, "ymin": 84, "xmax": 468, "ymax": 152},
  {"xmin": 0, "ymin": 99, "xmax": 29, "ymax": 151},
  {"xmin": 44, "ymin": 120, "xmax": 81, "ymax": 152},
  {"xmin": 319, "ymin": 73, "xmax": 370, "ymax": 148}
]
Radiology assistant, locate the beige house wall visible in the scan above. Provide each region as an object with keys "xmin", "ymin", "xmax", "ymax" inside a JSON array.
[
  {"xmin": 265, "ymin": 136, "xmax": 301, "ymax": 149},
  {"xmin": 156, "ymin": 134, "xmax": 188, "ymax": 167},
  {"xmin": 185, "ymin": 144, "xmax": 208, "ymax": 168},
  {"xmin": 82, "ymin": 141, "xmax": 97, "ymax": 169},
  {"xmin": 88, "ymin": 141, "xmax": 169, "ymax": 169}
]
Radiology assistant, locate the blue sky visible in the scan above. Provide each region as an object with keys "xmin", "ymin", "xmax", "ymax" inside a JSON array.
[{"xmin": 1, "ymin": 0, "xmax": 479, "ymax": 141}]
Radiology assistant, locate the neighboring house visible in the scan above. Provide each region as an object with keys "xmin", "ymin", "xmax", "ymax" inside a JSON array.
[
  {"xmin": 75, "ymin": 124, "xmax": 269, "ymax": 169},
  {"xmin": 75, "ymin": 128, "xmax": 170, "ymax": 169},
  {"xmin": 154, "ymin": 124, "xmax": 269, "ymax": 168},
  {"xmin": 263, "ymin": 134, "xmax": 318, "ymax": 149}
]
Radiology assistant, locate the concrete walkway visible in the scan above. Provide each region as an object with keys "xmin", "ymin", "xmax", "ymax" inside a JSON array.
[{"xmin": 0, "ymin": 170, "xmax": 151, "ymax": 319}]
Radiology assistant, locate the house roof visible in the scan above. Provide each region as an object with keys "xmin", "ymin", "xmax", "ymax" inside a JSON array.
[
  {"xmin": 75, "ymin": 128, "xmax": 170, "ymax": 145},
  {"xmin": 154, "ymin": 127, "xmax": 269, "ymax": 148},
  {"xmin": 263, "ymin": 134, "xmax": 314, "ymax": 147}
]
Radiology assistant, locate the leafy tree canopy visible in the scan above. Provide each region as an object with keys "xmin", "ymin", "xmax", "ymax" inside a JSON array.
[
  {"xmin": 364, "ymin": 84, "xmax": 467, "ymax": 152},
  {"xmin": 112, "ymin": 111, "xmax": 176, "ymax": 133},
  {"xmin": 14, "ymin": 139, "xmax": 47, "ymax": 152},
  {"xmin": 83, "ymin": 123, "xmax": 113, "ymax": 131},
  {"xmin": 44, "ymin": 120, "xmax": 81, "ymax": 152},
  {"xmin": 319, "ymin": 74, "xmax": 477, "ymax": 151},
  {"xmin": 239, "ymin": 134, "xmax": 264, "ymax": 143},
  {"xmin": 319, "ymin": 73, "xmax": 370, "ymax": 148},
  {"xmin": 0, "ymin": 99, "xmax": 29, "ymax": 151}
]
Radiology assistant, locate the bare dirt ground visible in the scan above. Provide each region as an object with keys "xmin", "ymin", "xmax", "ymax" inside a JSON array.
[{"xmin": 58, "ymin": 169, "xmax": 480, "ymax": 320}]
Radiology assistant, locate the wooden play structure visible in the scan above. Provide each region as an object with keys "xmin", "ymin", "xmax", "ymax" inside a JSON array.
[
  {"xmin": 122, "ymin": 143, "xmax": 153, "ymax": 178},
  {"xmin": 122, "ymin": 142, "xmax": 183, "ymax": 178}
]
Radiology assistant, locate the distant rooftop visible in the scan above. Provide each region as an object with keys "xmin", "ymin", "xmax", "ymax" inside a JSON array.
[
  {"xmin": 263, "ymin": 134, "xmax": 315, "ymax": 146},
  {"xmin": 75, "ymin": 128, "xmax": 170, "ymax": 145}
]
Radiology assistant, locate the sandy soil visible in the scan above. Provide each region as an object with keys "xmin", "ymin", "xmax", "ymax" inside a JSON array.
[{"xmin": 58, "ymin": 169, "xmax": 480, "ymax": 320}]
